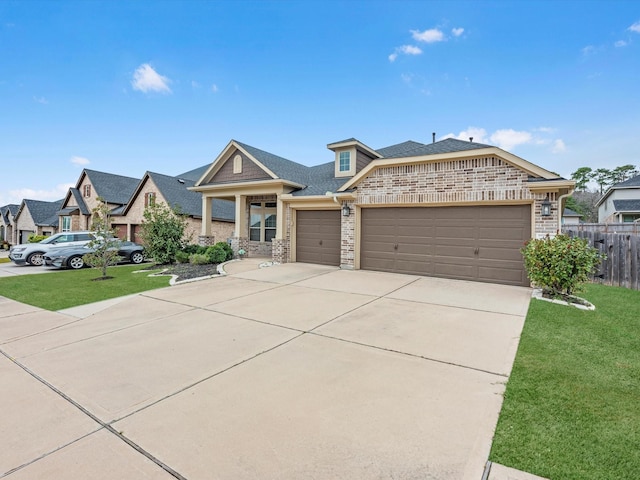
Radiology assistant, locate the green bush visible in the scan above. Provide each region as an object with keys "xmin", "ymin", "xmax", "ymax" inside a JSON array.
[
  {"xmin": 189, "ymin": 253, "xmax": 211, "ymax": 265},
  {"xmin": 521, "ymin": 234, "xmax": 603, "ymax": 295},
  {"xmin": 28, "ymin": 234, "xmax": 47, "ymax": 243},
  {"xmin": 205, "ymin": 245, "xmax": 228, "ymax": 264},
  {"xmin": 175, "ymin": 251, "xmax": 190, "ymax": 264},
  {"xmin": 182, "ymin": 244, "xmax": 207, "ymax": 255},
  {"xmin": 214, "ymin": 241, "xmax": 233, "ymax": 261}
]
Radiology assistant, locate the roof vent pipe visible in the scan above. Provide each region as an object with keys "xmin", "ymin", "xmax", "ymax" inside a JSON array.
[
  {"xmin": 469, "ymin": 137, "xmax": 473, "ymax": 142},
  {"xmin": 432, "ymin": 132, "xmax": 436, "ymax": 143}
]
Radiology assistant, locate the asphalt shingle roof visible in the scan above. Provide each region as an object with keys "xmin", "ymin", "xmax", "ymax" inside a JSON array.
[
  {"xmin": 84, "ymin": 169, "xmax": 140, "ymax": 205},
  {"xmin": 612, "ymin": 174, "xmax": 640, "ymax": 188},
  {"xmin": 1, "ymin": 204, "xmax": 19, "ymax": 224},
  {"xmin": 613, "ymin": 199, "xmax": 640, "ymax": 212},
  {"xmin": 69, "ymin": 188, "xmax": 91, "ymax": 215},
  {"xmin": 235, "ymin": 140, "xmax": 311, "ymax": 185},
  {"xmin": 377, "ymin": 138, "xmax": 491, "ymax": 159},
  {"xmin": 563, "ymin": 208, "xmax": 581, "ymax": 217},
  {"xmin": 148, "ymin": 172, "xmax": 235, "ymax": 221},
  {"xmin": 177, "ymin": 164, "xmax": 209, "ymax": 182},
  {"xmin": 23, "ymin": 199, "xmax": 64, "ymax": 226}
]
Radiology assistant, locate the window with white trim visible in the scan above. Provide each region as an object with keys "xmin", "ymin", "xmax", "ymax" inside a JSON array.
[
  {"xmin": 62, "ymin": 216, "xmax": 71, "ymax": 232},
  {"xmin": 249, "ymin": 202, "xmax": 277, "ymax": 242},
  {"xmin": 233, "ymin": 154, "xmax": 243, "ymax": 174},
  {"xmin": 339, "ymin": 151, "xmax": 351, "ymax": 172}
]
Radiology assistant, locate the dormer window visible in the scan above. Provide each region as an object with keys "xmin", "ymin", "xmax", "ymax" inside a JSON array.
[{"xmin": 339, "ymin": 151, "xmax": 351, "ymax": 172}]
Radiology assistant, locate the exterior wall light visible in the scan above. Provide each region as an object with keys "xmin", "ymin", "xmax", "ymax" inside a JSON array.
[
  {"xmin": 541, "ymin": 195, "xmax": 552, "ymax": 217},
  {"xmin": 342, "ymin": 203, "xmax": 351, "ymax": 217}
]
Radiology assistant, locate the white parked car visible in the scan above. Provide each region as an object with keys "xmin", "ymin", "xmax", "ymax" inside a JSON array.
[{"xmin": 8, "ymin": 231, "xmax": 96, "ymax": 266}]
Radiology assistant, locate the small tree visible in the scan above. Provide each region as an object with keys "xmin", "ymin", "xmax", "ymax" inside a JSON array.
[
  {"xmin": 521, "ymin": 234, "xmax": 603, "ymax": 296},
  {"xmin": 84, "ymin": 197, "xmax": 122, "ymax": 279},
  {"xmin": 139, "ymin": 202, "xmax": 190, "ymax": 264}
]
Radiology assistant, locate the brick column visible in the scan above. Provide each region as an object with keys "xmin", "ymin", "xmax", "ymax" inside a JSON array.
[
  {"xmin": 230, "ymin": 236, "xmax": 249, "ymax": 258},
  {"xmin": 340, "ymin": 201, "xmax": 356, "ymax": 269},
  {"xmin": 198, "ymin": 235, "xmax": 215, "ymax": 246}
]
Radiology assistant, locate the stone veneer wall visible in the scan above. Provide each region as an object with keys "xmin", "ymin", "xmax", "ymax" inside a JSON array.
[{"xmin": 340, "ymin": 201, "xmax": 356, "ymax": 268}]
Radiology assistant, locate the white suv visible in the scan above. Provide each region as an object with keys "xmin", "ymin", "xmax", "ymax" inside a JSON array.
[{"xmin": 9, "ymin": 231, "xmax": 96, "ymax": 266}]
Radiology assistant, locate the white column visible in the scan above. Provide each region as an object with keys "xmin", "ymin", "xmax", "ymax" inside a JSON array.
[
  {"xmin": 201, "ymin": 196, "xmax": 212, "ymax": 236},
  {"xmin": 235, "ymin": 195, "xmax": 247, "ymax": 237}
]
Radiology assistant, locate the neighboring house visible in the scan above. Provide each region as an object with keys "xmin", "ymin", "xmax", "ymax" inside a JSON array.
[
  {"xmin": 1, "ymin": 204, "xmax": 19, "ymax": 245},
  {"xmin": 13, "ymin": 199, "xmax": 63, "ymax": 244},
  {"xmin": 118, "ymin": 171, "xmax": 235, "ymax": 242},
  {"xmin": 58, "ymin": 169, "xmax": 140, "ymax": 232},
  {"xmin": 596, "ymin": 174, "xmax": 640, "ymax": 223},
  {"xmin": 192, "ymin": 137, "xmax": 574, "ymax": 286},
  {"xmin": 562, "ymin": 208, "xmax": 581, "ymax": 225}
]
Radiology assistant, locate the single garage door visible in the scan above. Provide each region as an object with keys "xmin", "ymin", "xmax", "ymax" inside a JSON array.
[
  {"xmin": 360, "ymin": 205, "xmax": 531, "ymax": 286},
  {"xmin": 296, "ymin": 210, "xmax": 341, "ymax": 266}
]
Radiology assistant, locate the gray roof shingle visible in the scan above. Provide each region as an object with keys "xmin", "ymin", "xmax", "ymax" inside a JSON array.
[
  {"xmin": 84, "ymin": 169, "xmax": 140, "ymax": 205},
  {"xmin": 613, "ymin": 200, "xmax": 640, "ymax": 212},
  {"xmin": 147, "ymin": 172, "xmax": 235, "ymax": 221},
  {"xmin": 234, "ymin": 140, "xmax": 311, "ymax": 185},
  {"xmin": 377, "ymin": 138, "xmax": 491, "ymax": 159},
  {"xmin": 23, "ymin": 199, "xmax": 64, "ymax": 226},
  {"xmin": 1, "ymin": 204, "xmax": 19, "ymax": 224},
  {"xmin": 612, "ymin": 174, "xmax": 640, "ymax": 188}
]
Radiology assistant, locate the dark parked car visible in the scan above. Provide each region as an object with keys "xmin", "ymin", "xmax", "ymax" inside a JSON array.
[{"xmin": 43, "ymin": 241, "xmax": 145, "ymax": 269}]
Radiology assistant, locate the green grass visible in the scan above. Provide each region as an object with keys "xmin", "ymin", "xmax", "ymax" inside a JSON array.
[
  {"xmin": 0, "ymin": 257, "xmax": 10, "ymax": 264},
  {"xmin": 0, "ymin": 264, "xmax": 170, "ymax": 310},
  {"xmin": 490, "ymin": 284, "xmax": 640, "ymax": 480}
]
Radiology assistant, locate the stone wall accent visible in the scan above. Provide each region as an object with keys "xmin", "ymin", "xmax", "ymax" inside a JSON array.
[
  {"xmin": 230, "ymin": 237, "xmax": 249, "ymax": 257},
  {"xmin": 271, "ymin": 238, "xmax": 286, "ymax": 263},
  {"xmin": 340, "ymin": 202, "xmax": 356, "ymax": 268},
  {"xmin": 198, "ymin": 235, "xmax": 216, "ymax": 246},
  {"xmin": 249, "ymin": 241, "xmax": 272, "ymax": 257}
]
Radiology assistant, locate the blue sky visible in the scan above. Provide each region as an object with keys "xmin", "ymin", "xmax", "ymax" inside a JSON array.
[{"xmin": 1, "ymin": 0, "xmax": 639, "ymax": 207}]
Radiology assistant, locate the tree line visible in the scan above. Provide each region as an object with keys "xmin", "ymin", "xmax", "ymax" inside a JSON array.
[{"xmin": 566, "ymin": 164, "xmax": 638, "ymax": 222}]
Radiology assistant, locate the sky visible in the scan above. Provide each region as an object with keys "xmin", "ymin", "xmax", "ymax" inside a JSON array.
[{"xmin": 1, "ymin": 0, "xmax": 639, "ymax": 207}]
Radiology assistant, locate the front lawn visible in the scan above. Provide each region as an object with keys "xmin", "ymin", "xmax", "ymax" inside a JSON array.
[
  {"xmin": 0, "ymin": 264, "xmax": 169, "ymax": 310},
  {"xmin": 490, "ymin": 283, "xmax": 640, "ymax": 479}
]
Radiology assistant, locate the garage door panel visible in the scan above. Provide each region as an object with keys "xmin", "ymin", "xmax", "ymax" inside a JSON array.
[
  {"xmin": 361, "ymin": 205, "xmax": 531, "ymax": 286},
  {"xmin": 296, "ymin": 210, "xmax": 341, "ymax": 266}
]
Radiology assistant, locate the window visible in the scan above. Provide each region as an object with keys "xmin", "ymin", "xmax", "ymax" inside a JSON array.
[
  {"xmin": 233, "ymin": 154, "xmax": 243, "ymax": 174},
  {"xmin": 62, "ymin": 216, "xmax": 71, "ymax": 232},
  {"xmin": 83, "ymin": 185, "xmax": 91, "ymax": 197},
  {"xmin": 145, "ymin": 192, "xmax": 156, "ymax": 207},
  {"xmin": 249, "ymin": 201, "xmax": 277, "ymax": 242},
  {"xmin": 339, "ymin": 151, "xmax": 351, "ymax": 172}
]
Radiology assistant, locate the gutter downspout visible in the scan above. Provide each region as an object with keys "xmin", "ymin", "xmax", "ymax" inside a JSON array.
[{"xmin": 557, "ymin": 189, "xmax": 575, "ymax": 233}]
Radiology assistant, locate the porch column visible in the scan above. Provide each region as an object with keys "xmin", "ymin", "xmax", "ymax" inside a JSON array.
[
  {"xmin": 234, "ymin": 194, "xmax": 247, "ymax": 237},
  {"xmin": 201, "ymin": 196, "xmax": 212, "ymax": 236}
]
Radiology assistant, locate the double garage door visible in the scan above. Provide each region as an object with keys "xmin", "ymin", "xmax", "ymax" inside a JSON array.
[
  {"xmin": 361, "ymin": 205, "xmax": 531, "ymax": 286},
  {"xmin": 296, "ymin": 205, "xmax": 531, "ymax": 286}
]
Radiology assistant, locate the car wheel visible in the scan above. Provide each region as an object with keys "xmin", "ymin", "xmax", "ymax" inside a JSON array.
[
  {"xmin": 26, "ymin": 252, "xmax": 45, "ymax": 266},
  {"xmin": 130, "ymin": 251, "xmax": 144, "ymax": 264},
  {"xmin": 68, "ymin": 255, "xmax": 85, "ymax": 269}
]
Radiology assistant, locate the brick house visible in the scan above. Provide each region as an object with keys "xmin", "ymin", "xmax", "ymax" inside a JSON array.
[
  {"xmin": 118, "ymin": 171, "xmax": 235, "ymax": 243},
  {"xmin": 13, "ymin": 199, "xmax": 63, "ymax": 244},
  {"xmin": 58, "ymin": 169, "xmax": 140, "ymax": 232},
  {"xmin": 192, "ymin": 137, "xmax": 575, "ymax": 286},
  {"xmin": 1, "ymin": 204, "xmax": 19, "ymax": 245}
]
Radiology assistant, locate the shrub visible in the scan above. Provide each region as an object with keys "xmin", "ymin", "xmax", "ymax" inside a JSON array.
[
  {"xmin": 139, "ymin": 202, "xmax": 190, "ymax": 264},
  {"xmin": 205, "ymin": 245, "xmax": 228, "ymax": 264},
  {"xmin": 182, "ymin": 244, "xmax": 207, "ymax": 255},
  {"xmin": 521, "ymin": 234, "xmax": 603, "ymax": 295},
  {"xmin": 189, "ymin": 253, "xmax": 211, "ymax": 265},
  {"xmin": 28, "ymin": 234, "xmax": 47, "ymax": 243},
  {"xmin": 175, "ymin": 251, "xmax": 190, "ymax": 264},
  {"xmin": 214, "ymin": 241, "xmax": 233, "ymax": 261}
]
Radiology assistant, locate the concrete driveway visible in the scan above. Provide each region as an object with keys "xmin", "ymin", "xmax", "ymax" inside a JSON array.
[{"xmin": 0, "ymin": 262, "xmax": 532, "ymax": 479}]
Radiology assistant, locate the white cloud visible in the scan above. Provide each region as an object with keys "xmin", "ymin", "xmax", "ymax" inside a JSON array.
[
  {"xmin": 490, "ymin": 129, "xmax": 533, "ymax": 150},
  {"xmin": 70, "ymin": 156, "xmax": 90, "ymax": 166},
  {"xmin": 534, "ymin": 126, "xmax": 555, "ymax": 133},
  {"xmin": 131, "ymin": 63, "xmax": 172, "ymax": 94},
  {"xmin": 0, "ymin": 183, "xmax": 73, "ymax": 206},
  {"xmin": 629, "ymin": 21, "xmax": 640, "ymax": 33},
  {"xmin": 582, "ymin": 45, "xmax": 596, "ymax": 56},
  {"xmin": 33, "ymin": 96, "xmax": 48, "ymax": 104},
  {"xmin": 452, "ymin": 27, "xmax": 464, "ymax": 37},
  {"xmin": 551, "ymin": 139, "xmax": 566, "ymax": 153},
  {"xmin": 615, "ymin": 40, "xmax": 628, "ymax": 47},
  {"xmin": 211, "ymin": 83, "xmax": 219, "ymax": 93},
  {"xmin": 389, "ymin": 45, "xmax": 422, "ymax": 62},
  {"xmin": 442, "ymin": 127, "xmax": 489, "ymax": 144},
  {"xmin": 191, "ymin": 80, "xmax": 200, "ymax": 89},
  {"xmin": 411, "ymin": 28, "xmax": 444, "ymax": 43}
]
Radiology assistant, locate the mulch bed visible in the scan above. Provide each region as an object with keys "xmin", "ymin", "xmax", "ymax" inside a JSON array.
[{"xmin": 143, "ymin": 263, "xmax": 220, "ymax": 282}]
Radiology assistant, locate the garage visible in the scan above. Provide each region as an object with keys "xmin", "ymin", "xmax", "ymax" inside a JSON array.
[
  {"xmin": 360, "ymin": 205, "xmax": 531, "ymax": 286},
  {"xmin": 296, "ymin": 210, "xmax": 341, "ymax": 266}
]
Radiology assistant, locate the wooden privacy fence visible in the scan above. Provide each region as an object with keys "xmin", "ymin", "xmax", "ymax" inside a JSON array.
[
  {"xmin": 565, "ymin": 230, "xmax": 640, "ymax": 290},
  {"xmin": 562, "ymin": 223, "xmax": 640, "ymax": 235}
]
